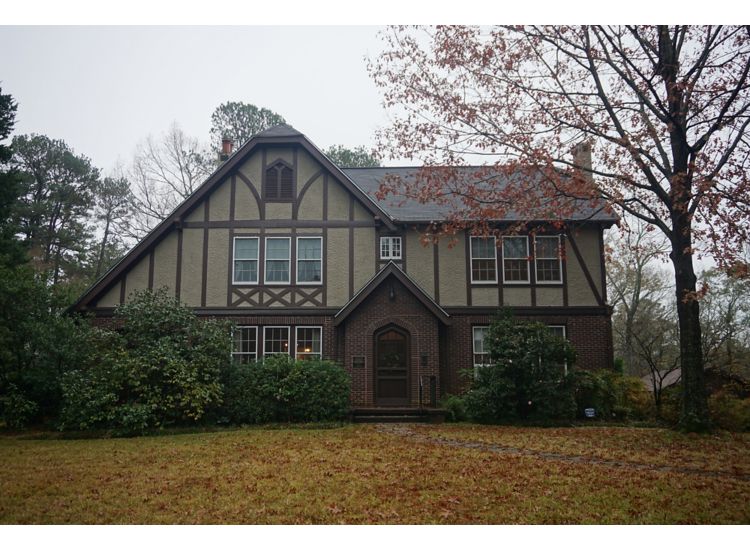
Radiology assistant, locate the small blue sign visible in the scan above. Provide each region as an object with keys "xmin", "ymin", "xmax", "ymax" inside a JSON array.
[{"xmin": 584, "ymin": 408, "xmax": 596, "ymax": 418}]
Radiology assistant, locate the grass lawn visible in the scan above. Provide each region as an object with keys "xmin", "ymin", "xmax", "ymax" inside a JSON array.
[{"xmin": 0, "ymin": 424, "xmax": 748, "ymax": 524}]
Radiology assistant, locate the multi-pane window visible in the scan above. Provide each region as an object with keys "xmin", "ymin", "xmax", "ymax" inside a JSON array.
[
  {"xmin": 263, "ymin": 326, "xmax": 290, "ymax": 357},
  {"xmin": 470, "ymin": 237, "xmax": 497, "ymax": 283},
  {"xmin": 548, "ymin": 325, "xmax": 568, "ymax": 374},
  {"xmin": 535, "ymin": 236, "xmax": 562, "ymax": 283},
  {"xmin": 297, "ymin": 237, "xmax": 322, "ymax": 283},
  {"xmin": 232, "ymin": 326, "xmax": 258, "ymax": 364},
  {"xmin": 265, "ymin": 162, "xmax": 294, "ymax": 200},
  {"xmin": 265, "ymin": 237, "xmax": 291, "ymax": 284},
  {"xmin": 472, "ymin": 326, "xmax": 491, "ymax": 370},
  {"xmin": 233, "ymin": 237, "xmax": 259, "ymax": 284},
  {"xmin": 502, "ymin": 236, "xmax": 529, "ymax": 283},
  {"xmin": 380, "ymin": 236, "xmax": 402, "ymax": 260},
  {"xmin": 296, "ymin": 327, "xmax": 322, "ymax": 360}
]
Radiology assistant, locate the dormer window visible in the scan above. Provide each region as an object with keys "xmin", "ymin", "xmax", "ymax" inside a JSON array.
[
  {"xmin": 264, "ymin": 161, "xmax": 294, "ymax": 200},
  {"xmin": 380, "ymin": 236, "xmax": 402, "ymax": 260}
]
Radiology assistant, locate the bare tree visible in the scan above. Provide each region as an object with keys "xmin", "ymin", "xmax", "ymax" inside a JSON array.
[{"xmin": 126, "ymin": 123, "xmax": 214, "ymax": 240}]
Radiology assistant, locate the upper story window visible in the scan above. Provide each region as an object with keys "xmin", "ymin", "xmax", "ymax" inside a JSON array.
[
  {"xmin": 265, "ymin": 237, "xmax": 291, "ymax": 284},
  {"xmin": 297, "ymin": 237, "xmax": 323, "ymax": 284},
  {"xmin": 232, "ymin": 326, "xmax": 258, "ymax": 364},
  {"xmin": 534, "ymin": 236, "xmax": 562, "ymax": 283},
  {"xmin": 502, "ymin": 236, "xmax": 529, "ymax": 283},
  {"xmin": 380, "ymin": 236, "xmax": 402, "ymax": 260},
  {"xmin": 470, "ymin": 236, "xmax": 497, "ymax": 283},
  {"xmin": 233, "ymin": 237, "xmax": 259, "ymax": 284},
  {"xmin": 264, "ymin": 161, "xmax": 294, "ymax": 200}
]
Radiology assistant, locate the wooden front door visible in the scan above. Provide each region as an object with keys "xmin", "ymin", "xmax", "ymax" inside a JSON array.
[{"xmin": 375, "ymin": 327, "xmax": 410, "ymax": 406}]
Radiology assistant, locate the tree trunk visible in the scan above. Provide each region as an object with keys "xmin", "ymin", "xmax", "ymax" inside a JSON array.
[{"xmin": 669, "ymin": 229, "xmax": 711, "ymax": 431}]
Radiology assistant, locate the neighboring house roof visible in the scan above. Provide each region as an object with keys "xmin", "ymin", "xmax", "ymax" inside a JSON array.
[
  {"xmin": 641, "ymin": 369, "xmax": 682, "ymax": 392},
  {"xmin": 343, "ymin": 166, "xmax": 619, "ymax": 224},
  {"xmin": 334, "ymin": 262, "xmax": 451, "ymax": 326}
]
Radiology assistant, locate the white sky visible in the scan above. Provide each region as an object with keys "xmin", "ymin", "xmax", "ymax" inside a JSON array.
[{"xmin": 0, "ymin": 1, "xmax": 743, "ymax": 179}]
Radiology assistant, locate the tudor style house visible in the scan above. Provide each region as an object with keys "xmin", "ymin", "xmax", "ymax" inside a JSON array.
[{"xmin": 71, "ymin": 125, "xmax": 616, "ymax": 409}]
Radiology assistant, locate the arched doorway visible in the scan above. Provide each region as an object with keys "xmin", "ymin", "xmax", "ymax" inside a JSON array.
[{"xmin": 374, "ymin": 325, "xmax": 410, "ymax": 406}]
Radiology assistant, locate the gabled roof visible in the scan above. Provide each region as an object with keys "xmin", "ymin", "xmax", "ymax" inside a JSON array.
[
  {"xmin": 71, "ymin": 124, "xmax": 397, "ymax": 311},
  {"xmin": 334, "ymin": 261, "xmax": 451, "ymax": 326}
]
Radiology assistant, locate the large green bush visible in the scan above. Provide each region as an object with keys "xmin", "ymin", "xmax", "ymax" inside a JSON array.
[
  {"xmin": 59, "ymin": 289, "xmax": 232, "ymax": 435},
  {"xmin": 463, "ymin": 312, "xmax": 577, "ymax": 424},
  {"xmin": 220, "ymin": 355, "xmax": 350, "ymax": 424}
]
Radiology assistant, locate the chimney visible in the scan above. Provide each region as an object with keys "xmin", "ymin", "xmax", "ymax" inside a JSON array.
[
  {"xmin": 571, "ymin": 140, "xmax": 593, "ymax": 182},
  {"xmin": 219, "ymin": 137, "xmax": 234, "ymax": 161}
]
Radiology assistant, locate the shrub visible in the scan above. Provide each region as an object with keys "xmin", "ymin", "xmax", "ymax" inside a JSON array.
[
  {"xmin": 279, "ymin": 360, "xmax": 350, "ymax": 422},
  {"xmin": 573, "ymin": 369, "xmax": 652, "ymax": 421},
  {"xmin": 220, "ymin": 355, "xmax": 293, "ymax": 424},
  {"xmin": 220, "ymin": 356, "xmax": 350, "ymax": 424},
  {"xmin": 59, "ymin": 289, "xmax": 232, "ymax": 434},
  {"xmin": 464, "ymin": 312, "xmax": 577, "ymax": 424},
  {"xmin": 709, "ymin": 391, "xmax": 750, "ymax": 432},
  {"xmin": 0, "ymin": 385, "xmax": 39, "ymax": 429},
  {"xmin": 440, "ymin": 394, "xmax": 468, "ymax": 422}
]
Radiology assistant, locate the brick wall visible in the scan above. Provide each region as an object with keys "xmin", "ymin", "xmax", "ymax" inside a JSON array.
[{"xmin": 340, "ymin": 274, "xmax": 441, "ymax": 407}]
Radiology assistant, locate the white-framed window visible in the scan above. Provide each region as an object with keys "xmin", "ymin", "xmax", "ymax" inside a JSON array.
[
  {"xmin": 295, "ymin": 326, "xmax": 322, "ymax": 360},
  {"xmin": 472, "ymin": 326, "xmax": 491, "ymax": 372},
  {"xmin": 502, "ymin": 236, "xmax": 530, "ymax": 283},
  {"xmin": 297, "ymin": 237, "xmax": 323, "ymax": 284},
  {"xmin": 535, "ymin": 236, "xmax": 563, "ymax": 283},
  {"xmin": 547, "ymin": 325, "xmax": 568, "ymax": 374},
  {"xmin": 470, "ymin": 236, "xmax": 497, "ymax": 283},
  {"xmin": 263, "ymin": 326, "xmax": 290, "ymax": 357},
  {"xmin": 264, "ymin": 237, "xmax": 291, "ymax": 284},
  {"xmin": 233, "ymin": 237, "xmax": 259, "ymax": 284},
  {"xmin": 232, "ymin": 326, "xmax": 258, "ymax": 364},
  {"xmin": 380, "ymin": 236, "xmax": 402, "ymax": 260}
]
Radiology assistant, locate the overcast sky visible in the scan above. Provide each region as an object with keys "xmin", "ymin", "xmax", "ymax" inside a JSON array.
[{"xmin": 0, "ymin": 26, "xmax": 390, "ymax": 174}]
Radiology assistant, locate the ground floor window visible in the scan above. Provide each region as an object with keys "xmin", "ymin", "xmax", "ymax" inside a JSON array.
[
  {"xmin": 547, "ymin": 325, "xmax": 568, "ymax": 374},
  {"xmin": 232, "ymin": 326, "xmax": 258, "ymax": 363},
  {"xmin": 263, "ymin": 326, "xmax": 290, "ymax": 357},
  {"xmin": 295, "ymin": 327, "xmax": 322, "ymax": 360},
  {"xmin": 472, "ymin": 326, "xmax": 491, "ymax": 372}
]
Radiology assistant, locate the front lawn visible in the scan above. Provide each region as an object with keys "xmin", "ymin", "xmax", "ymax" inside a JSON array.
[{"xmin": 0, "ymin": 424, "xmax": 748, "ymax": 524}]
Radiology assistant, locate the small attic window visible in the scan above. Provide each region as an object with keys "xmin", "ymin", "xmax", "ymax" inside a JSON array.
[{"xmin": 264, "ymin": 161, "xmax": 294, "ymax": 200}]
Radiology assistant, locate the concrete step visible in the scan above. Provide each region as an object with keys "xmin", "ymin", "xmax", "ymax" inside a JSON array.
[{"xmin": 353, "ymin": 414, "xmax": 429, "ymax": 424}]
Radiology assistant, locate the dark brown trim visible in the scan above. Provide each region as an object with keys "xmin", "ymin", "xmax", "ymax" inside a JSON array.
[
  {"xmin": 464, "ymin": 232, "xmax": 473, "ymax": 306},
  {"xmin": 235, "ymin": 171, "xmax": 264, "ymax": 220},
  {"xmin": 88, "ymin": 307, "xmax": 341, "ymax": 317},
  {"xmin": 226, "ymin": 228, "xmax": 234, "ymax": 307},
  {"xmin": 119, "ymin": 278, "xmax": 126, "ymax": 305},
  {"xmin": 229, "ymin": 175, "xmax": 236, "ymax": 222},
  {"xmin": 182, "ymin": 219, "xmax": 376, "ymax": 229},
  {"xmin": 334, "ymin": 262, "xmax": 451, "ymax": 326},
  {"xmin": 444, "ymin": 305, "xmax": 612, "ymax": 316},
  {"xmin": 348, "ymin": 197, "xmax": 354, "ymax": 299},
  {"xmin": 201, "ymin": 199, "xmax": 210, "ymax": 307},
  {"xmin": 433, "ymin": 242, "xmax": 440, "ymax": 303},
  {"xmin": 175, "ymin": 226, "xmax": 183, "ymax": 299},
  {"xmin": 567, "ymin": 230, "xmax": 604, "ymax": 306},
  {"xmin": 529, "ymin": 236, "xmax": 537, "ymax": 307},
  {"xmin": 147, "ymin": 250, "xmax": 155, "ymax": 290},
  {"xmin": 561, "ymin": 234, "xmax": 569, "ymax": 307},
  {"xmin": 598, "ymin": 226, "xmax": 608, "ymax": 304}
]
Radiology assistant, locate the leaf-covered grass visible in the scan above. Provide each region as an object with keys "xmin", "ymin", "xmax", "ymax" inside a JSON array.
[{"xmin": 0, "ymin": 424, "xmax": 748, "ymax": 524}]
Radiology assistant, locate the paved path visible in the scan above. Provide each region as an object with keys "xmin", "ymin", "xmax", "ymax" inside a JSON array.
[{"xmin": 375, "ymin": 424, "xmax": 750, "ymax": 482}]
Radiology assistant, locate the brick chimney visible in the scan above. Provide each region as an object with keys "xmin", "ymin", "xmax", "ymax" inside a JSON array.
[
  {"xmin": 571, "ymin": 140, "xmax": 593, "ymax": 181},
  {"xmin": 219, "ymin": 137, "xmax": 234, "ymax": 161}
]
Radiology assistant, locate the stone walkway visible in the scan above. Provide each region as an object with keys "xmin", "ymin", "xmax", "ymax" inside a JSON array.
[{"xmin": 375, "ymin": 424, "xmax": 750, "ymax": 482}]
